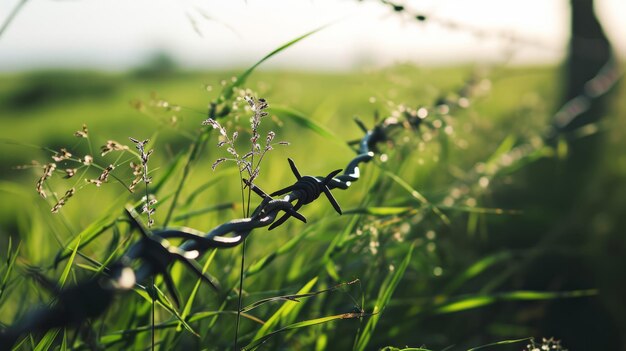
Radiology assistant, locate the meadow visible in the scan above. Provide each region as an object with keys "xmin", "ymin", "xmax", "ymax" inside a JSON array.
[{"xmin": 0, "ymin": 56, "xmax": 625, "ymax": 350}]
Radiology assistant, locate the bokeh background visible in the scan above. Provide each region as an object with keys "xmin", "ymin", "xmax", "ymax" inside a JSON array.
[{"xmin": 1, "ymin": 0, "xmax": 625, "ymax": 350}]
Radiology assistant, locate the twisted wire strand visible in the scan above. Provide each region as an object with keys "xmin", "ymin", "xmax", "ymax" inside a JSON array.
[{"xmin": 2, "ymin": 63, "xmax": 620, "ymax": 346}]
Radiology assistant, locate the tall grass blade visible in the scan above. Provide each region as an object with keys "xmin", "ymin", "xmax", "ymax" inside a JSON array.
[
  {"xmin": 0, "ymin": 0, "xmax": 29, "ymax": 39},
  {"xmin": 219, "ymin": 26, "xmax": 327, "ymax": 103},
  {"xmin": 443, "ymin": 251, "xmax": 514, "ymax": 294},
  {"xmin": 58, "ymin": 234, "xmax": 81, "ymax": 288},
  {"xmin": 151, "ymin": 150, "xmax": 186, "ymax": 194},
  {"xmin": 33, "ymin": 328, "xmax": 60, "ymax": 351},
  {"xmin": 242, "ymin": 279, "xmax": 358, "ymax": 313},
  {"xmin": 485, "ymin": 135, "xmax": 516, "ymax": 167},
  {"xmin": 182, "ymin": 167, "xmax": 238, "ymax": 207},
  {"xmin": 438, "ymin": 206, "xmax": 522, "ymax": 215},
  {"xmin": 244, "ymin": 312, "xmax": 364, "ymax": 351},
  {"xmin": 269, "ymin": 105, "xmax": 349, "ymax": 149},
  {"xmin": 54, "ymin": 198, "xmax": 125, "ymax": 266},
  {"xmin": 246, "ymin": 224, "xmax": 318, "ymax": 277},
  {"xmin": 322, "ymin": 213, "xmax": 362, "ymax": 264},
  {"xmin": 353, "ymin": 245, "xmax": 414, "ymax": 351},
  {"xmin": 163, "ymin": 131, "xmax": 211, "ymax": 226},
  {"xmin": 172, "ymin": 203, "xmax": 233, "ymax": 222},
  {"xmin": 343, "ymin": 206, "xmax": 414, "ymax": 216},
  {"xmin": 133, "ymin": 286, "xmax": 199, "ymax": 336},
  {"xmin": 176, "ymin": 249, "xmax": 217, "ymax": 332},
  {"xmin": 382, "ymin": 170, "xmax": 450, "ymax": 225},
  {"xmin": 467, "ymin": 337, "xmax": 532, "ymax": 351},
  {"xmin": 435, "ymin": 289, "xmax": 597, "ymax": 314},
  {"xmin": 0, "ymin": 238, "xmax": 20, "ymax": 302},
  {"xmin": 60, "ymin": 329, "xmax": 67, "ymax": 351},
  {"xmin": 100, "ymin": 311, "xmax": 264, "ymax": 346},
  {"xmin": 252, "ymin": 277, "xmax": 318, "ymax": 342}
]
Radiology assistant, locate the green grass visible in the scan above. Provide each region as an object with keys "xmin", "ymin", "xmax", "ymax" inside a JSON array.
[{"xmin": 0, "ymin": 60, "xmax": 625, "ymax": 351}]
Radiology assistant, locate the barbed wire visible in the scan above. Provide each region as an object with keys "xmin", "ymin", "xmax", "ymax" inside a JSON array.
[
  {"xmin": 549, "ymin": 57, "xmax": 623, "ymax": 136},
  {"xmin": 372, "ymin": 0, "xmax": 560, "ymax": 53},
  {"xmin": 1, "ymin": 55, "xmax": 621, "ymax": 348},
  {"xmin": 0, "ymin": 72, "xmax": 483, "ymax": 347}
]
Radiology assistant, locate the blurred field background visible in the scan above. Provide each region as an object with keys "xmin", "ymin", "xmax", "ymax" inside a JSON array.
[
  {"xmin": 0, "ymin": 62, "xmax": 624, "ymax": 349},
  {"xmin": 1, "ymin": 1, "xmax": 626, "ymax": 350}
]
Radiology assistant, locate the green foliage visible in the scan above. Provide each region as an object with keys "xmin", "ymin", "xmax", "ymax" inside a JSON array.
[
  {"xmin": 268, "ymin": 105, "xmax": 348, "ymax": 149},
  {"xmin": 0, "ymin": 56, "xmax": 624, "ymax": 350},
  {"xmin": 354, "ymin": 245, "xmax": 413, "ymax": 351}
]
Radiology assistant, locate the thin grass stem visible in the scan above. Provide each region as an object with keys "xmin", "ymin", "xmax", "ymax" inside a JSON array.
[{"xmin": 163, "ymin": 131, "xmax": 210, "ymax": 226}]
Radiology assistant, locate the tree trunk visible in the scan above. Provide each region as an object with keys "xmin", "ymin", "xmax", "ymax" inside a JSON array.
[{"xmin": 562, "ymin": 0, "xmax": 613, "ymax": 130}]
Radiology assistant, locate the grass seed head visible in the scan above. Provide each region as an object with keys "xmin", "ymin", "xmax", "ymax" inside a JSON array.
[
  {"xmin": 524, "ymin": 337, "xmax": 567, "ymax": 351},
  {"xmin": 51, "ymin": 188, "xmax": 75, "ymax": 213},
  {"xmin": 82, "ymin": 155, "xmax": 93, "ymax": 165},
  {"xmin": 86, "ymin": 179, "xmax": 103, "ymax": 187},
  {"xmin": 129, "ymin": 177, "xmax": 142, "ymax": 192},
  {"xmin": 100, "ymin": 140, "xmax": 129, "ymax": 156},
  {"xmin": 74, "ymin": 124, "xmax": 88, "ymax": 138},
  {"xmin": 130, "ymin": 162, "xmax": 142, "ymax": 176},
  {"xmin": 52, "ymin": 148, "xmax": 72, "ymax": 162},
  {"xmin": 202, "ymin": 118, "xmax": 228, "ymax": 137},
  {"xmin": 212, "ymin": 158, "xmax": 227, "ymax": 171},
  {"xmin": 130, "ymin": 136, "xmax": 156, "ymax": 227},
  {"xmin": 64, "ymin": 168, "xmax": 77, "ymax": 178},
  {"xmin": 36, "ymin": 163, "xmax": 57, "ymax": 198},
  {"xmin": 90, "ymin": 164, "xmax": 115, "ymax": 185}
]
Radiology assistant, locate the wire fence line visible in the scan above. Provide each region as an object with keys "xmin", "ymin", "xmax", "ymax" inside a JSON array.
[
  {"xmin": 0, "ymin": 55, "xmax": 621, "ymax": 347},
  {"xmin": 0, "ymin": 1, "xmax": 622, "ymax": 349},
  {"xmin": 0, "ymin": 73, "xmax": 482, "ymax": 347},
  {"xmin": 374, "ymin": 0, "xmax": 561, "ymax": 54}
]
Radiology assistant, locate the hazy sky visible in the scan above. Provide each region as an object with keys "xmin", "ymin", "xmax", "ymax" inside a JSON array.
[{"xmin": 0, "ymin": 0, "xmax": 624, "ymax": 71}]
